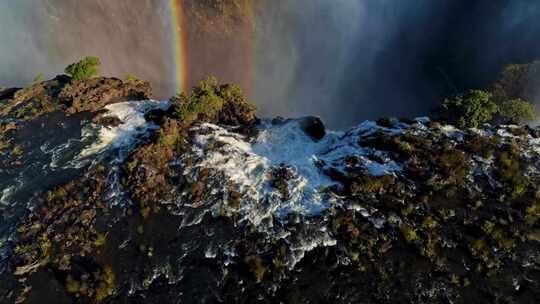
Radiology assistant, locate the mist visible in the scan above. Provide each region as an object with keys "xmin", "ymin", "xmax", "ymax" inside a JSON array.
[
  {"xmin": 253, "ymin": 0, "xmax": 452, "ymax": 128},
  {"xmin": 1, "ymin": 0, "xmax": 540, "ymax": 128},
  {"xmin": 0, "ymin": 0, "xmax": 176, "ymax": 97},
  {"xmin": 253, "ymin": 0, "xmax": 540, "ymax": 128}
]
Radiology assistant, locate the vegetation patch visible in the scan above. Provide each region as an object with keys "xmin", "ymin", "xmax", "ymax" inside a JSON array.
[
  {"xmin": 122, "ymin": 77, "xmax": 256, "ymax": 217},
  {"xmin": 439, "ymin": 90, "xmax": 498, "ymax": 128},
  {"xmin": 170, "ymin": 76, "xmax": 256, "ymax": 126},
  {"xmin": 270, "ymin": 165, "xmax": 294, "ymax": 201},
  {"xmin": 12, "ymin": 165, "xmax": 116, "ymax": 302},
  {"xmin": 437, "ymin": 60, "xmax": 540, "ymax": 126},
  {"xmin": 64, "ymin": 56, "xmax": 101, "ymax": 81}
]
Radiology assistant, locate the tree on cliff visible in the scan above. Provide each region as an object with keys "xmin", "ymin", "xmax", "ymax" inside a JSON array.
[
  {"xmin": 491, "ymin": 61, "xmax": 540, "ymax": 104},
  {"xmin": 438, "ymin": 60, "xmax": 539, "ymax": 126},
  {"xmin": 64, "ymin": 56, "xmax": 101, "ymax": 81},
  {"xmin": 439, "ymin": 90, "xmax": 499, "ymax": 128}
]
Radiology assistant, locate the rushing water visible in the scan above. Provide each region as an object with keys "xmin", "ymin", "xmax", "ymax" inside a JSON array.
[
  {"xmin": 3, "ymin": 98, "xmax": 540, "ymax": 282},
  {"xmin": 0, "ymin": 100, "xmax": 168, "ymax": 271}
]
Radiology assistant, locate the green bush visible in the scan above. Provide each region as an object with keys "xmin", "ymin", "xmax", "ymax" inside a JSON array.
[
  {"xmin": 64, "ymin": 56, "xmax": 101, "ymax": 81},
  {"xmin": 170, "ymin": 76, "xmax": 255, "ymax": 126},
  {"xmin": 498, "ymin": 98, "xmax": 536, "ymax": 124},
  {"xmin": 124, "ymin": 74, "xmax": 145, "ymax": 86},
  {"xmin": 440, "ymin": 90, "xmax": 499, "ymax": 128},
  {"xmin": 172, "ymin": 77, "xmax": 224, "ymax": 125},
  {"xmin": 491, "ymin": 61, "xmax": 540, "ymax": 104},
  {"xmin": 438, "ymin": 61, "xmax": 540, "ymax": 127},
  {"xmin": 489, "ymin": 61, "xmax": 539, "ymax": 124},
  {"xmin": 33, "ymin": 73, "xmax": 44, "ymax": 83}
]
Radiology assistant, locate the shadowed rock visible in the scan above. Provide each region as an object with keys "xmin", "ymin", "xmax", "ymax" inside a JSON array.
[{"xmin": 298, "ymin": 116, "xmax": 326, "ymax": 140}]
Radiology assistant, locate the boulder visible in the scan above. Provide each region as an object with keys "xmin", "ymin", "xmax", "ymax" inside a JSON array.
[{"xmin": 298, "ymin": 116, "xmax": 326, "ymax": 140}]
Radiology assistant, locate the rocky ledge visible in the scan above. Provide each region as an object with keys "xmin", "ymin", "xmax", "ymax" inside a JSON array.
[{"xmin": 0, "ymin": 78, "xmax": 539, "ymax": 304}]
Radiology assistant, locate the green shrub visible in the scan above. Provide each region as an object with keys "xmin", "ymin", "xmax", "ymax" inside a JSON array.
[
  {"xmin": 440, "ymin": 90, "xmax": 499, "ymax": 128},
  {"xmin": 172, "ymin": 77, "xmax": 224, "ymax": 125},
  {"xmin": 171, "ymin": 76, "xmax": 255, "ymax": 125},
  {"xmin": 498, "ymin": 98, "xmax": 536, "ymax": 123},
  {"xmin": 33, "ymin": 73, "xmax": 44, "ymax": 83},
  {"xmin": 491, "ymin": 61, "xmax": 540, "ymax": 104},
  {"xmin": 125, "ymin": 74, "xmax": 145, "ymax": 86},
  {"xmin": 64, "ymin": 56, "xmax": 101, "ymax": 81}
]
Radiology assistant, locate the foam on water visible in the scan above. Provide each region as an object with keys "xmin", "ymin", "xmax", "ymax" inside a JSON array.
[
  {"xmin": 531, "ymin": 137, "xmax": 540, "ymax": 156},
  {"xmin": 0, "ymin": 185, "xmax": 16, "ymax": 206},
  {"xmin": 79, "ymin": 100, "xmax": 168, "ymax": 162},
  {"xmin": 177, "ymin": 118, "xmax": 407, "ymax": 268},
  {"xmin": 181, "ymin": 119, "xmax": 406, "ymax": 227},
  {"xmin": 185, "ymin": 122, "xmax": 336, "ymax": 224},
  {"xmin": 318, "ymin": 120, "xmax": 404, "ymax": 177}
]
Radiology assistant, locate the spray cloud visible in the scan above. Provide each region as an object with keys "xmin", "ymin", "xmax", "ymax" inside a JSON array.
[{"xmin": 1, "ymin": 0, "xmax": 540, "ymax": 127}]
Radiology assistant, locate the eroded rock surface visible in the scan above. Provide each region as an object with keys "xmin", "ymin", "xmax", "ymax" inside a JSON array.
[{"xmin": 1, "ymin": 78, "xmax": 539, "ymax": 304}]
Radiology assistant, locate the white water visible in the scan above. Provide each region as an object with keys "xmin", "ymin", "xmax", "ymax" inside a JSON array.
[
  {"xmin": 181, "ymin": 119, "xmax": 406, "ymax": 228},
  {"xmin": 78, "ymin": 100, "xmax": 168, "ymax": 162},
  {"xmin": 187, "ymin": 121, "xmax": 340, "ymax": 221},
  {"xmin": 4, "ymin": 104, "xmax": 539, "ymax": 272}
]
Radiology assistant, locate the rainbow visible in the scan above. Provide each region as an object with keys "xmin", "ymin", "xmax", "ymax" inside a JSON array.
[
  {"xmin": 167, "ymin": 0, "xmax": 255, "ymax": 96},
  {"xmin": 169, "ymin": 0, "xmax": 187, "ymax": 93}
]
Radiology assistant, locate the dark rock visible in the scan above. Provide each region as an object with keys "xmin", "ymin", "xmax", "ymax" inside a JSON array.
[
  {"xmin": 298, "ymin": 116, "xmax": 326, "ymax": 140},
  {"xmin": 60, "ymin": 77, "xmax": 152, "ymax": 113},
  {"xmin": 398, "ymin": 117, "xmax": 417, "ymax": 125},
  {"xmin": 376, "ymin": 117, "xmax": 399, "ymax": 128},
  {"xmin": 526, "ymin": 125, "xmax": 540, "ymax": 138},
  {"xmin": 144, "ymin": 106, "xmax": 174, "ymax": 126},
  {"xmin": 271, "ymin": 116, "xmax": 286, "ymax": 125},
  {"xmin": 270, "ymin": 164, "xmax": 295, "ymax": 201},
  {"xmin": 92, "ymin": 113, "xmax": 122, "ymax": 127},
  {"xmin": 0, "ymin": 87, "xmax": 21, "ymax": 101},
  {"xmin": 53, "ymin": 74, "xmax": 72, "ymax": 84}
]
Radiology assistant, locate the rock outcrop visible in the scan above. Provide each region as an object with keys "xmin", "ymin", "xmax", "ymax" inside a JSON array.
[
  {"xmin": 0, "ymin": 75, "xmax": 151, "ymax": 120},
  {"xmin": 61, "ymin": 77, "xmax": 152, "ymax": 114},
  {"xmin": 0, "ymin": 77, "xmax": 539, "ymax": 304}
]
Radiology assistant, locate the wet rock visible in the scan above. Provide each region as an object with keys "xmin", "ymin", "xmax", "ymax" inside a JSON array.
[
  {"xmin": 398, "ymin": 117, "xmax": 418, "ymax": 125},
  {"xmin": 270, "ymin": 164, "xmax": 294, "ymax": 201},
  {"xmin": 376, "ymin": 117, "xmax": 399, "ymax": 128},
  {"xmin": 60, "ymin": 77, "xmax": 152, "ymax": 113},
  {"xmin": 92, "ymin": 112, "xmax": 122, "ymax": 127},
  {"xmin": 144, "ymin": 106, "xmax": 174, "ymax": 126},
  {"xmin": 298, "ymin": 116, "xmax": 326, "ymax": 140},
  {"xmin": 0, "ymin": 87, "xmax": 21, "ymax": 101},
  {"xmin": 0, "ymin": 76, "xmax": 150, "ymax": 122},
  {"xmin": 530, "ymin": 127, "xmax": 540, "ymax": 138},
  {"xmin": 2, "ymin": 76, "xmax": 540, "ymax": 304},
  {"xmin": 271, "ymin": 116, "xmax": 285, "ymax": 125}
]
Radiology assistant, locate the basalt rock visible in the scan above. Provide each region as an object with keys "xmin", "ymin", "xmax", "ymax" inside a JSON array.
[
  {"xmin": 0, "ymin": 87, "xmax": 21, "ymax": 101},
  {"xmin": 60, "ymin": 77, "xmax": 152, "ymax": 113},
  {"xmin": 144, "ymin": 107, "xmax": 174, "ymax": 126},
  {"xmin": 0, "ymin": 76, "xmax": 151, "ymax": 121},
  {"xmin": 91, "ymin": 112, "xmax": 123, "ymax": 127},
  {"xmin": 1, "ymin": 77, "xmax": 540, "ymax": 304},
  {"xmin": 298, "ymin": 116, "xmax": 326, "ymax": 140}
]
